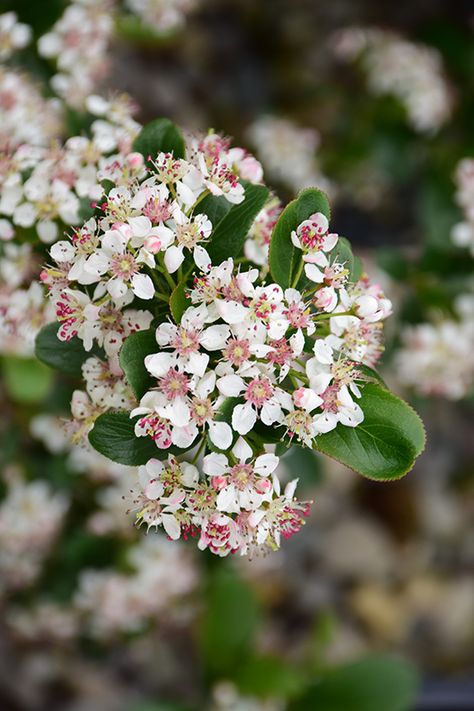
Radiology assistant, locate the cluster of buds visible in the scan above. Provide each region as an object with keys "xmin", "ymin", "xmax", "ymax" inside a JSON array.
[
  {"xmin": 246, "ymin": 116, "xmax": 332, "ymax": 196},
  {"xmin": 452, "ymin": 158, "xmax": 474, "ymax": 257},
  {"xmin": 75, "ymin": 534, "xmax": 197, "ymax": 638},
  {"xmin": 0, "ymin": 94, "xmax": 140, "ymax": 245},
  {"xmin": 0, "ymin": 470, "xmax": 68, "ymax": 593},
  {"xmin": 396, "ymin": 295, "xmax": 474, "ymax": 400},
  {"xmin": 125, "ymin": 0, "xmax": 199, "ymax": 34},
  {"xmin": 0, "ymin": 12, "xmax": 31, "ymax": 60},
  {"xmin": 38, "ymin": 0, "xmax": 115, "ymax": 109},
  {"xmin": 332, "ymin": 26, "xmax": 453, "ymax": 134},
  {"xmin": 43, "ymin": 122, "xmax": 393, "ymax": 557}
]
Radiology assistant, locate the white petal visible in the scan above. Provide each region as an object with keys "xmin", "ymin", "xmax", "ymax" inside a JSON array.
[
  {"xmin": 193, "ymin": 245, "xmax": 211, "ymax": 271},
  {"xmin": 254, "ymin": 453, "xmax": 279, "ymax": 476},
  {"xmin": 216, "ymin": 485, "xmax": 237, "ymax": 513},
  {"xmin": 208, "ymin": 421, "xmax": 233, "ymax": 450},
  {"xmin": 217, "ymin": 374, "xmax": 245, "ymax": 397},
  {"xmin": 186, "ymin": 351, "xmax": 209, "ymax": 377},
  {"xmin": 131, "ymin": 273, "xmax": 155, "ymax": 300},
  {"xmin": 145, "ymin": 352, "xmax": 175, "ymax": 377},
  {"xmin": 50, "ymin": 240, "xmax": 75, "ymax": 262},
  {"xmin": 161, "ymin": 513, "xmax": 181, "ymax": 540},
  {"xmin": 231, "ymin": 437, "xmax": 252, "ymax": 462},
  {"xmin": 232, "ymin": 402, "xmax": 256, "ymax": 435},
  {"xmin": 304, "ymin": 263, "xmax": 324, "ymax": 283},
  {"xmin": 203, "ymin": 452, "xmax": 229, "ymax": 476},
  {"xmin": 200, "ymin": 325, "xmax": 230, "ymax": 350},
  {"xmin": 216, "ymin": 299, "xmax": 248, "ymax": 324},
  {"xmin": 164, "ymin": 245, "xmax": 185, "ymax": 274}
]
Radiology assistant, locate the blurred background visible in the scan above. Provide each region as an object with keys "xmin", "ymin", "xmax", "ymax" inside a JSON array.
[{"xmin": 1, "ymin": 1, "xmax": 474, "ymax": 709}]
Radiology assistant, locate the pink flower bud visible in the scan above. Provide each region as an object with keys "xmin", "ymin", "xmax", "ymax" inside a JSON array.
[
  {"xmin": 144, "ymin": 235, "xmax": 162, "ymax": 254},
  {"xmin": 293, "ymin": 387, "xmax": 307, "ymax": 408},
  {"xmin": 255, "ymin": 478, "xmax": 272, "ymax": 494},
  {"xmin": 126, "ymin": 152, "xmax": 144, "ymax": 169},
  {"xmin": 211, "ymin": 475, "xmax": 227, "ymax": 491}
]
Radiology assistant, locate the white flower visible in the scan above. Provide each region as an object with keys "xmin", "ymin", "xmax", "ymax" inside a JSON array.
[{"xmin": 203, "ymin": 439, "xmax": 278, "ymax": 513}]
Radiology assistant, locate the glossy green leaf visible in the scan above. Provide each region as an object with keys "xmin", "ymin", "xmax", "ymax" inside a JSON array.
[
  {"xmin": 207, "ymin": 183, "xmax": 269, "ymax": 264},
  {"xmin": 132, "ymin": 118, "xmax": 186, "ymax": 163},
  {"xmin": 2, "ymin": 356, "xmax": 53, "ymax": 403},
  {"xmin": 199, "ymin": 566, "xmax": 260, "ymax": 677},
  {"xmin": 195, "ymin": 192, "xmax": 232, "ymax": 226},
  {"xmin": 35, "ymin": 323, "xmax": 101, "ymax": 377},
  {"xmin": 329, "ymin": 236, "xmax": 362, "ymax": 283},
  {"xmin": 269, "ymin": 188, "xmax": 331, "ymax": 289},
  {"xmin": 235, "ymin": 656, "xmax": 306, "ymax": 699},
  {"xmin": 314, "ymin": 383, "xmax": 425, "ymax": 480},
  {"xmin": 119, "ymin": 328, "xmax": 157, "ymax": 399},
  {"xmin": 289, "ymin": 655, "xmax": 419, "ymax": 711},
  {"xmin": 169, "ymin": 281, "xmax": 190, "ymax": 323},
  {"xmin": 88, "ymin": 411, "xmax": 182, "ymax": 465}
]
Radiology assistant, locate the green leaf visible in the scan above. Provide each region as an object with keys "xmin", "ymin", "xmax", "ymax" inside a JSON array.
[
  {"xmin": 330, "ymin": 236, "xmax": 362, "ymax": 283},
  {"xmin": 89, "ymin": 411, "xmax": 174, "ymax": 465},
  {"xmin": 119, "ymin": 328, "xmax": 157, "ymax": 399},
  {"xmin": 357, "ymin": 364, "xmax": 387, "ymax": 387},
  {"xmin": 314, "ymin": 383, "xmax": 425, "ymax": 480},
  {"xmin": 2, "ymin": 356, "xmax": 53, "ymax": 404},
  {"xmin": 269, "ymin": 188, "xmax": 331, "ymax": 289},
  {"xmin": 169, "ymin": 281, "xmax": 190, "ymax": 323},
  {"xmin": 207, "ymin": 182, "xmax": 269, "ymax": 264},
  {"xmin": 199, "ymin": 566, "xmax": 260, "ymax": 677},
  {"xmin": 35, "ymin": 323, "xmax": 100, "ymax": 377},
  {"xmin": 289, "ymin": 655, "xmax": 419, "ymax": 711},
  {"xmin": 132, "ymin": 118, "xmax": 186, "ymax": 163},
  {"xmin": 89, "ymin": 412, "xmax": 194, "ymax": 465},
  {"xmin": 195, "ymin": 192, "xmax": 232, "ymax": 226},
  {"xmin": 280, "ymin": 445, "xmax": 323, "ymax": 488},
  {"xmin": 235, "ymin": 656, "xmax": 306, "ymax": 699}
]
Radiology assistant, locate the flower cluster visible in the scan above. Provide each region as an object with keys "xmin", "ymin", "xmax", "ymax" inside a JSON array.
[
  {"xmin": 43, "ymin": 122, "xmax": 393, "ymax": 557},
  {"xmin": 0, "ymin": 470, "xmax": 68, "ymax": 593},
  {"xmin": 332, "ymin": 27, "xmax": 453, "ymax": 134},
  {"xmin": 452, "ymin": 158, "xmax": 474, "ymax": 257},
  {"xmin": 0, "ymin": 12, "xmax": 31, "ymax": 60},
  {"xmin": 125, "ymin": 0, "xmax": 199, "ymax": 34},
  {"xmin": 246, "ymin": 116, "xmax": 332, "ymax": 196},
  {"xmin": 75, "ymin": 534, "xmax": 197, "ymax": 637},
  {"xmin": 38, "ymin": 0, "xmax": 115, "ymax": 108},
  {"xmin": 0, "ymin": 94, "xmax": 140, "ymax": 245},
  {"xmin": 0, "ymin": 244, "xmax": 55, "ymax": 356},
  {"xmin": 396, "ymin": 295, "xmax": 474, "ymax": 400},
  {"xmin": 0, "ymin": 67, "xmax": 63, "ymax": 150}
]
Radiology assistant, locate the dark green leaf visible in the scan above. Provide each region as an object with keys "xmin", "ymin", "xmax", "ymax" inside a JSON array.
[
  {"xmin": 314, "ymin": 383, "xmax": 425, "ymax": 480},
  {"xmin": 357, "ymin": 364, "xmax": 387, "ymax": 387},
  {"xmin": 329, "ymin": 236, "xmax": 362, "ymax": 283},
  {"xmin": 207, "ymin": 183, "xmax": 269, "ymax": 264},
  {"xmin": 169, "ymin": 281, "xmax": 190, "ymax": 323},
  {"xmin": 235, "ymin": 656, "xmax": 306, "ymax": 699},
  {"xmin": 269, "ymin": 188, "xmax": 331, "ymax": 289},
  {"xmin": 119, "ymin": 328, "xmax": 157, "ymax": 399},
  {"xmin": 89, "ymin": 411, "xmax": 191, "ymax": 465},
  {"xmin": 280, "ymin": 445, "xmax": 323, "ymax": 488},
  {"xmin": 132, "ymin": 118, "xmax": 186, "ymax": 163},
  {"xmin": 195, "ymin": 192, "xmax": 232, "ymax": 226},
  {"xmin": 289, "ymin": 655, "xmax": 419, "ymax": 711},
  {"xmin": 2, "ymin": 356, "xmax": 53, "ymax": 403},
  {"xmin": 199, "ymin": 566, "xmax": 260, "ymax": 677},
  {"xmin": 35, "ymin": 323, "xmax": 101, "ymax": 377}
]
